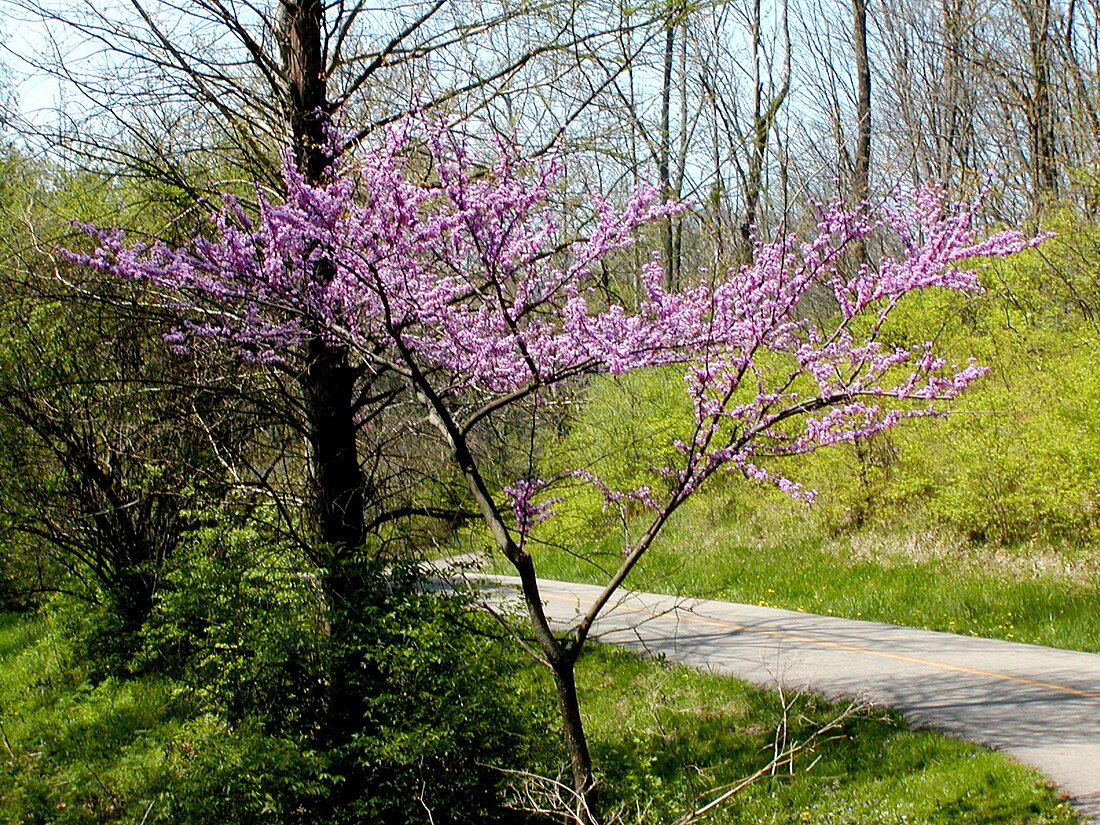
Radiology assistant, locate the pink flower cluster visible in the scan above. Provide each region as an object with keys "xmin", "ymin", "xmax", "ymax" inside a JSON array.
[
  {"xmin": 503, "ymin": 479, "xmax": 560, "ymax": 542},
  {"xmin": 69, "ymin": 118, "xmax": 1043, "ymax": 515}
]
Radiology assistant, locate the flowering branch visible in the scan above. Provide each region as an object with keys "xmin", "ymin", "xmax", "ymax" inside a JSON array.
[{"xmin": 67, "ymin": 116, "xmax": 1044, "ymax": 818}]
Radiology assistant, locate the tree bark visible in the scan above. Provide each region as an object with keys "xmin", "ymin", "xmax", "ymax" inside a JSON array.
[
  {"xmin": 300, "ymin": 337, "xmax": 367, "ymax": 553},
  {"xmin": 279, "ymin": 4, "xmax": 373, "ymax": 784},
  {"xmin": 741, "ymin": 0, "xmax": 789, "ymax": 261},
  {"xmin": 551, "ymin": 655, "xmax": 596, "ymax": 823},
  {"xmin": 280, "ymin": 0, "xmax": 367, "ymax": 554},
  {"xmin": 659, "ymin": 10, "xmax": 677, "ymax": 290},
  {"xmin": 851, "ymin": 0, "xmax": 872, "ymax": 206},
  {"xmin": 1020, "ymin": 0, "xmax": 1059, "ymax": 204}
]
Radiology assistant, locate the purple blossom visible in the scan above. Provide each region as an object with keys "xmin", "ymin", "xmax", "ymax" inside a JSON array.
[
  {"xmin": 503, "ymin": 479, "xmax": 559, "ymax": 541},
  {"xmin": 64, "ymin": 117, "xmax": 1045, "ymax": 522}
]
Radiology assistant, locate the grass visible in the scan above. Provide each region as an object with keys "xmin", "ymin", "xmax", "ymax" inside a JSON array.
[
  {"xmin": 0, "ymin": 612, "xmax": 1080, "ymax": 825},
  {"xmin": 0, "ymin": 612, "xmax": 197, "ymax": 824},
  {"xmin": 490, "ymin": 487, "xmax": 1100, "ymax": 654},
  {"xmin": 524, "ymin": 644, "xmax": 1079, "ymax": 824}
]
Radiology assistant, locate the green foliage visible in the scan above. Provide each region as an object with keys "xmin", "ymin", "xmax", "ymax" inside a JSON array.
[
  {"xmin": 531, "ymin": 368, "xmax": 693, "ymax": 551},
  {"xmin": 136, "ymin": 527, "xmax": 325, "ymax": 729},
  {"xmin": 138, "ymin": 529, "xmax": 530, "ymax": 823},
  {"xmin": 0, "ymin": 612, "xmax": 182, "ymax": 825},
  {"xmin": 0, "ymin": 611, "xmax": 1081, "ymax": 825},
  {"xmin": 918, "ymin": 357, "xmax": 1100, "ymax": 543},
  {"xmin": 0, "ymin": 605, "xmax": 326, "ymax": 824},
  {"xmin": 1, "ymin": 558, "xmax": 534, "ymax": 825},
  {"xmin": 0, "ymin": 539, "xmax": 36, "ymax": 613},
  {"xmin": 324, "ymin": 567, "xmax": 530, "ymax": 824},
  {"xmin": 787, "ymin": 237, "xmax": 1100, "ymax": 545},
  {"xmin": 0, "ymin": 290, "xmax": 195, "ymax": 657},
  {"xmin": 154, "ymin": 718, "xmax": 329, "ymax": 825}
]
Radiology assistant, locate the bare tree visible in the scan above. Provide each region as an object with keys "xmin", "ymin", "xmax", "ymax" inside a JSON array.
[
  {"xmin": 1016, "ymin": 0, "xmax": 1061, "ymax": 202},
  {"xmin": 851, "ymin": 0, "xmax": 872, "ymax": 203}
]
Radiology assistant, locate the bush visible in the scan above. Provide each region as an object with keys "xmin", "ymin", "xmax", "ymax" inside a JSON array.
[
  {"xmin": 2, "ymin": 536, "xmax": 540, "ymax": 824},
  {"xmin": 155, "ymin": 718, "xmax": 329, "ymax": 825},
  {"xmin": 533, "ymin": 368, "xmax": 694, "ymax": 550},
  {"xmin": 789, "ymin": 318, "xmax": 1100, "ymax": 545},
  {"xmin": 138, "ymin": 530, "xmax": 531, "ymax": 823},
  {"xmin": 324, "ymin": 566, "xmax": 532, "ymax": 824},
  {"xmin": 136, "ymin": 527, "xmax": 326, "ymax": 732}
]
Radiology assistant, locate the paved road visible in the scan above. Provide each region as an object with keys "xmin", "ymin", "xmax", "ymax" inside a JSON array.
[{"xmin": 473, "ymin": 575, "xmax": 1100, "ymax": 823}]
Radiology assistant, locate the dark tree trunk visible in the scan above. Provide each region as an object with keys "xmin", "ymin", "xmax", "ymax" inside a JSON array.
[
  {"xmin": 300, "ymin": 337, "xmax": 366, "ymax": 553},
  {"xmin": 279, "ymin": 0, "xmax": 371, "ymax": 779},
  {"xmin": 280, "ymin": 0, "xmax": 366, "ymax": 554},
  {"xmin": 1022, "ymin": 0, "xmax": 1059, "ymax": 204},
  {"xmin": 282, "ymin": 0, "xmax": 332, "ymax": 182},
  {"xmin": 551, "ymin": 655, "xmax": 597, "ymax": 824}
]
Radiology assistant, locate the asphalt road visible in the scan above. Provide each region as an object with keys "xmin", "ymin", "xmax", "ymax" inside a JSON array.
[{"xmin": 475, "ymin": 575, "xmax": 1100, "ymax": 823}]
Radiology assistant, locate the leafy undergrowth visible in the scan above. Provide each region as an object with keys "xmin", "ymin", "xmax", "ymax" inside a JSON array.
[
  {"xmin": 0, "ymin": 613, "xmax": 1080, "ymax": 824},
  {"xmin": 0, "ymin": 612, "xmax": 327, "ymax": 825}
]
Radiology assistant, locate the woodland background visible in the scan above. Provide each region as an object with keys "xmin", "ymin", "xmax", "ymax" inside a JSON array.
[{"xmin": 0, "ymin": 0, "xmax": 1097, "ymax": 822}]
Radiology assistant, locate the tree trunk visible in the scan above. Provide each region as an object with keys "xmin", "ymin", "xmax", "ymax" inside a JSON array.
[
  {"xmin": 937, "ymin": 0, "xmax": 970, "ymax": 182},
  {"xmin": 300, "ymin": 337, "xmax": 366, "ymax": 553},
  {"xmin": 1021, "ymin": 0, "xmax": 1059, "ymax": 204},
  {"xmin": 280, "ymin": 0, "xmax": 366, "ymax": 554},
  {"xmin": 282, "ymin": 0, "xmax": 331, "ymax": 182},
  {"xmin": 280, "ymin": 1, "xmax": 371, "ymax": 781},
  {"xmin": 741, "ymin": 0, "xmax": 789, "ymax": 263},
  {"xmin": 851, "ymin": 0, "xmax": 872, "ymax": 206},
  {"xmin": 659, "ymin": 11, "xmax": 677, "ymax": 290},
  {"xmin": 741, "ymin": 0, "xmax": 765, "ymax": 257},
  {"xmin": 552, "ymin": 656, "xmax": 597, "ymax": 824}
]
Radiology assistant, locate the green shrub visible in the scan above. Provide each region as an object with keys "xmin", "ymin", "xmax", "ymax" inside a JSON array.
[
  {"xmin": 155, "ymin": 718, "xmax": 329, "ymax": 825},
  {"xmin": 136, "ymin": 527, "xmax": 326, "ymax": 733},
  {"xmin": 138, "ymin": 530, "xmax": 531, "ymax": 823},
  {"xmin": 323, "ymin": 567, "xmax": 532, "ymax": 825},
  {"xmin": 788, "ymin": 331, "xmax": 1100, "ymax": 545},
  {"xmin": 532, "ymin": 368, "xmax": 693, "ymax": 550}
]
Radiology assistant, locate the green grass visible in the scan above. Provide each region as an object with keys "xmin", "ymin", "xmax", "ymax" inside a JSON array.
[
  {"xmin": 526, "ymin": 644, "xmax": 1079, "ymax": 824},
  {"xmin": 493, "ymin": 488, "xmax": 1100, "ymax": 654},
  {"xmin": 0, "ymin": 611, "xmax": 1081, "ymax": 824},
  {"xmin": 0, "ymin": 612, "xmax": 197, "ymax": 824}
]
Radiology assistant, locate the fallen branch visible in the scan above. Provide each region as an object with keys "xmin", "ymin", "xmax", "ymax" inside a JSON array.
[{"xmin": 672, "ymin": 699, "xmax": 869, "ymax": 825}]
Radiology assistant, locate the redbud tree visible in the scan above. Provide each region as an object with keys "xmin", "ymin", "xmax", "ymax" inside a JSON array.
[{"xmin": 73, "ymin": 119, "xmax": 1039, "ymax": 820}]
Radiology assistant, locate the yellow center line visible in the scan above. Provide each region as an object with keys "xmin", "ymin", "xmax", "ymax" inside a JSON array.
[{"xmin": 544, "ymin": 591, "xmax": 1100, "ymax": 703}]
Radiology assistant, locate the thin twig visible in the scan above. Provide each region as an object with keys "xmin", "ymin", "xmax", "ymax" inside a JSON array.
[
  {"xmin": 495, "ymin": 765, "xmax": 598, "ymax": 825},
  {"xmin": 672, "ymin": 700, "xmax": 867, "ymax": 825},
  {"xmin": 0, "ymin": 715, "xmax": 16, "ymax": 760}
]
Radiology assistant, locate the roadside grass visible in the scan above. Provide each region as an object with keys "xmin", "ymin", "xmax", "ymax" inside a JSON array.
[
  {"xmin": 490, "ymin": 487, "xmax": 1100, "ymax": 654},
  {"xmin": 1, "ymin": 612, "xmax": 1080, "ymax": 824},
  {"xmin": 526, "ymin": 644, "xmax": 1079, "ymax": 824}
]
